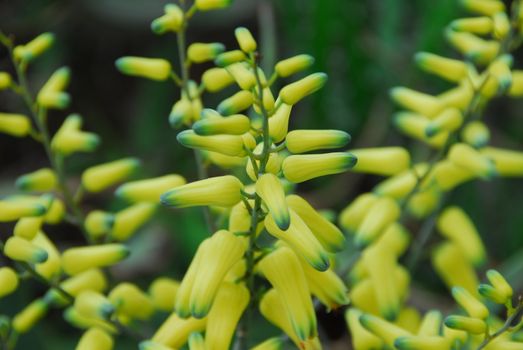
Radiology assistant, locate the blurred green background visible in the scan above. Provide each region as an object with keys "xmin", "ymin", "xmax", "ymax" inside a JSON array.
[{"xmin": 1, "ymin": 0, "xmax": 523, "ymax": 348}]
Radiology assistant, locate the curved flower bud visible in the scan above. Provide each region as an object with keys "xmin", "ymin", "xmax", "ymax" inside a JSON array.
[
  {"xmin": 394, "ymin": 336, "xmax": 451, "ymax": 350},
  {"xmin": 16, "ymin": 168, "xmax": 57, "ymax": 192},
  {"xmin": 486, "ymin": 269, "xmax": 513, "ymax": 302},
  {"xmin": 116, "ymin": 57, "xmax": 171, "ymax": 81},
  {"xmin": 286, "ymin": 129, "xmax": 351, "ymax": 154},
  {"xmin": 187, "ymin": 43, "xmax": 225, "ymax": 63},
  {"xmin": 151, "ymin": 313, "xmax": 206, "ymax": 348},
  {"xmin": 177, "ymin": 130, "xmax": 247, "ymax": 156},
  {"xmin": 193, "ymin": 112, "xmax": 250, "ymax": 136},
  {"xmin": 235, "ymin": 27, "xmax": 257, "ymax": 53},
  {"xmin": 37, "ymin": 67, "xmax": 71, "ymax": 109},
  {"xmin": 14, "ymin": 32, "xmax": 54, "ymax": 62},
  {"xmin": 461, "ymin": 121, "xmax": 490, "ymax": 148},
  {"xmin": 393, "ymin": 112, "xmax": 448, "ymax": 148},
  {"xmin": 256, "ymin": 173, "xmax": 290, "ymax": 230},
  {"xmin": 4, "ymin": 236, "xmax": 48, "ymax": 263},
  {"xmin": 359, "ymin": 313, "xmax": 411, "ymax": 347},
  {"xmin": 450, "ymin": 17, "xmax": 493, "ymax": 34},
  {"xmin": 116, "ymin": 174, "xmax": 186, "ymax": 203},
  {"xmin": 439, "ymin": 82, "xmax": 475, "ymax": 111},
  {"xmin": 478, "ymin": 283, "xmax": 508, "ymax": 304},
  {"xmin": 51, "ymin": 114, "xmax": 100, "ymax": 156},
  {"xmin": 425, "ymin": 108, "xmax": 463, "ymax": 137},
  {"xmin": 0, "ymin": 113, "xmax": 31, "ymax": 137},
  {"xmin": 12, "ymin": 299, "xmax": 49, "ymax": 333},
  {"xmin": 390, "ymin": 87, "xmax": 443, "ymax": 118},
  {"xmin": 85, "ymin": 211, "xmax": 114, "ymax": 240},
  {"xmin": 215, "ymin": 50, "xmax": 246, "ymax": 67},
  {"xmin": 140, "ymin": 341, "xmax": 175, "ymax": 350},
  {"xmin": 448, "ymin": 143, "xmax": 496, "ymax": 179},
  {"xmin": 444, "ymin": 315, "xmax": 486, "ymax": 334},
  {"xmin": 350, "ymin": 147, "xmax": 410, "ymax": 176},
  {"xmin": 74, "ymin": 291, "xmax": 115, "ymax": 320},
  {"xmin": 205, "ymin": 151, "xmax": 247, "ymax": 169},
  {"xmin": 109, "ymin": 283, "xmax": 154, "ymax": 320},
  {"xmin": 280, "ymin": 73, "xmax": 327, "ymax": 105},
  {"xmin": 445, "ymin": 30, "xmax": 498, "ymax": 64},
  {"xmin": 195, "ymin": 0, "xmax": 232, "ymax": 11},
  {"xmin": 110, "ymin": 203, "xmax": 156, "ymax": 241},
  {"xmin": 14, "ymin": 217, "xmax": 43, "ymax": 240},
  {"xmin": 275, "ymin": 54, "xmax": 315, "ymax": 78},
  {"xmin": 82, "ymin": 158, "xmax": 140, "ymax": 193},
  {"xmin": 217, "ymin": 90, "xmax": 254, "ymax": 115},
  {"xmin": 258, "ymin": 247, "xmax": 317, "ymax": 342},
  {"xmin": 432, "ymin": 160, "xmax": 475, "ymax": 190},
  {"xmin": 268, "ymin": 103, "xmax": 292, "ymax": 143},
  {"xmin": 62, "ymin": 244, "xmax": 130, "ymax": 275},
  {"xmin": 0, "ymin": 267, "xmax": 19, "ymax": 298},
  {"xmin": 414, "ymin": 52, "xmax": 468, "ymax": 82},
  {"xmin": 148, "ymin": 277, "xmax": 179, "ymax": 312},
  {"xmin": 151, "ymin": 4, "xmax": 183, "ymax": 34},
  {"xmin": 161, "ymin": 175, "xmax": 243, "ymax": 208},
  {"xmin": 452, "ymin": 286, "xmax": 489, "ymax": 319},
  {"xmin": 338, "ymin": 193, "xmax": 378, "ymax": 233},
  {"xmin": 202, "ymin": 67, "xmax": 235, "ymax": 92},
  {"xmin": 76, "ymin": 328, "xmax": 114, "ymax": 350},
  {"xmin": 282, "ymin": 152, "xmax": 357, "ymax": 183},
  {"xmin": 32, "ymin": 231, "xmax": 61, "ymax": 280},
  {"xmin": 354, "ymin": 197, "xmax": 400, "ymax": 248},
  {"xmin": 417, "ymin": 310, "xmax": 443, "ymax": 337},
  {"xmin": 169, "ymin": 98, "xmax": 193, "ymax": 128}
]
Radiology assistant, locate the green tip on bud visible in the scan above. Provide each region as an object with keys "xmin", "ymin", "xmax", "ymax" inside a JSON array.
[
  {"xmin": 425, "ymin": 124, "xmax": 439, "ymax": 137},
  {"xmin": 151, "ymin": 4, "xmax": 184, "ymax": 34},
  {"xmin": 99, "ymin": 303, "xmax": 115, "ymax": 319},
  {"xmin": 217, "ymin": 91, "xmax": 254, "ymax": 115},
  {"xmin": 280, "ymin": 72, "xmax": 328, "ymax": 105},
  {"xmin": 478, "ymin": 283, "xmax": 508, "ymax": 304}
]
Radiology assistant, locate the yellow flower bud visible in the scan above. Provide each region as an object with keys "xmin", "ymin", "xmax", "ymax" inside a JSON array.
[
  {"xmin": 110, "ymin": 203, "xmax": 156, "ymax": 241},
  {"xmin": 151, "ymin": 313, "xmax": 206, "ymax": 348},
  {"xmin": 109, "ymin": 283, "xmax": 154, "ymax": 320},
  {"xmin": 215, "ymin": 50, "xmax": 246, "ymax": 67},
  {"xmin": 275, "ymin": 54, "xmax": 315, "ymax": 78},
  {"xmin": 148, "ymin": 277, "xmax": 179, "ymax": 311},
  {"xmin": 37, "ymin": 67, "xmax": 71, "ymax": 109},
  {"xmin": 43, "ymin": 197, "xmax": 65, "ymax": 224},
  {"xmin": 51, "ymin": 114, "xmax": 100, "ymax": 156},
  {"xmin": 0, "ymin": 72, "xmax": 12, "ymax": 90},
  {"xmin": 350, "ymin": 147, "xmax": 410, "ymax": 176},
  {"xmin": 437, "ymin": 206, "xmax": 486, "ymax": 266},
  {"xmin": 32, "ymin": 231, "xmax": 61, "ymax": 280},
  {"xmin": 177, "ymin": 129, "xmax": 248, "ymax": 156},
  {"xmin": 14, "ymin": 32, "xmax": 54, "ymax": 62},
  {"xmin": 461, "ymin": 0, "xmax": 505, "ymax": 15},
  {"xmin": 75, "ymin": 291, "xmax": 115, "ymax": 320},
  {"xmin": 287, "ymin": 194, "xmax": 345, "ymax": 252},
  {"xmin": 478, "ymin": 283, "xmax": 507, "ymax": 304},
  {"xmin": 235, "ymin": 27, "xmax": 257, "ymax": 53},
  {"xmin": 359, "ymin": 313, "xmax": 411, "ymax": 348},
  {"xmin": 268, "ymin": 103, "xmax": 293, "ymax": 143},
  {"xmin": 355, "ymin": 197, "xmax": 400, "ymax": 248},
  {"xmin": 481, "ymin": 147, "xmax": 523, "ymax": 176},
  {"xmin": 47, "ymin": 269, "xmax": 107, "ymax": 305},
  {"xmin": 193, "ymin": 112, "xmax": 251, "ymax": 136},
  {"xmin": 442, "ymin": 324, "xmax": 467, "ymax": 346},
  {"xmin": 395, "ymin": 307, "xmax": 421, "ymax": 334},
  {"xmin": 169, "ymin": 98, "xmax": 192, "ymax": 128},
  {"xmin": 195, "ymin": 0, "xmax": 232, "ymax": 11},
  {"xmin": 12, "ymin": 299, "xmax": 49, "ymax": 333},
  {"xmin": 286, "ymin": 129, "xmax": 351, "ymax": 154},
  {"xmin": 280, "ymin": 73, "xmax": 327, "ymax": 105},
  {"xmin": 85, "ymin": 211, "xmax": 114, "ymax": 239},
  {"xmin": 407, "ymin": 185, "xmax": 441, "ymax": 219},
  {"xmin": 390, "ymin": 87, "xmax": 444, "ymax": 118},
  {"xmin": 202, "ymin": 68, "xmax": 235, "ymax": 92},
  {"xmin": 82, "ymin": 158, "xmax": 140, "ymax": 193},
  {"xmin": 394, "ymin": 336, "xmax": 451, "ymax": 350},
  {"xmin": 205, "ymin": 282, "xmax": 250, "ymax": 350},
  {"xmin": 205, "ymin": 151, "xmax": 247, "ymax": 169},
  {"xmin": 13, "ymin": 216, "xmax": 43, "ymax": 240},
  {"xmin": 393, "ymin": 112, "xmax": 448, "ymax": 148},
  {"xmin": 444, "ymin": 315, "xmax": 486, "ymax": 334},
  {"xmin": 445, "ymin": 30, "xmax": 499, "ymax": 64},
  {"xmin": 438, "ymin": 82, "xmax": 475, "ymax": 111},
  {"xmin": 265, "ymin": 210, "xmax": 329, "ymax": 271},
  {"xmin": 250, "ymin": 337, "xmax": 283, "ymax": 350},
  {"xmin": 486, "ymin": 269, "xmax": 513, "ymax": 301},
  {"xmin": 217, "ymin": 90, "xmax": 254, "ymax": 115},
  {"xmin": 256, "ymin": 173, "xmax": 290, "ymax": 230},
  {"xmin": 62, "ymin": 244, "xmax": 130, "ymax": 275},
  {"xmin": 188, "ymin": 333, "xmax": 205, "ymax": 350},
  {"xmin": 450, "ymin": 17, "xmax": 493, "ymax": 34},
  {"xmin": 461, "ymin": 121, "xmax": 490, "ymax": 148},
  {"xmin": 188, "ymin": 42, "xmax": 225, "ymax": 63},
  {"xmin": 4, "ymin": 236, "xmax": 48, "ymax": 263},
  {"xmin": 151, "ymin": 4, "xmax": 184, "ymax": 34},
  {"xmin": 375, "ymin": 223, "xmax": 411, "ymax": 257},
  {"xmin": 452, "ymin": 286, "xmax": 489, "ymax": 319},
  {"xmin": 432, "ymin": 160, "xmax": 475, "ymax": 190},
  {"xmin": 258, "ymin": 247, "xmax": 317, "ymax": 342},
  {"xmin": 493, "ymin": 11, "xmax": 510, "ymax": 39},
  {"xmin": 448, "ymin": 143, "xmax": 496, "ymax": 179},
  {"xmin": 0, "ymin": 113, "xmax": 31, "ymax": 137},
  {"xmin": 116, "ymin": 174, "xmax": 186, "ymax": 203},
  {"xmin": 0, "ymin": 267, "xmax": 19, "ymax": 298},
  {"xmin": 339, "ymin": 193, "xmax": 378, "ymax": 233},
  {"xmin": 0, "ymin": 196, "xmax": 48, "ymax": 222},
  {"xmin": 509, "ymin": 70, "xmax": 523, "ymax": 96},
  {"xmin": 16, "ymin": 168, "xmax": 57, "ymax": 192},
  {"xmin": 63, "ymin": 307, "xmax": 116, "ymax": 334},
  {"xmin": 432, "ymin": 241, "xmax": 479, "ymax": 295},
  {"xmin": 346, "ymin": 308, "xmax": 384, "ymax": 350},
  {"xmin": 116, "ymin": 57, "xmax": 171, "ymax": 81},
  {"xmin": 76, "ymin": 328, "xmax": 114, "ymax": 350},
  {"xmin": 414, "ymin": 52, "xmax": 468, "ymax": 82},
  {"xmin": 224, "ymin": 62, "xmax": 256, "ymax": 90},
  {"xmin": 374, "ymin": 163, "xmax": 429, "ymax": 200},
  {"xmin": 161, "ymin": 175, "xmax": 243, "ymax": 208},
  {"xmin": 282, "ymin": 152, "xmax": 357, "ymax": 183},
  {"xmin": 418, "ymin": 310, "xmax": 443, "ymax": 337},
  {"xmin": 426, "ymin": 108, "xmax": 463, "ymax": 137}
]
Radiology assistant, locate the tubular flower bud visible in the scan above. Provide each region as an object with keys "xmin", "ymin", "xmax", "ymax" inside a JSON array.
[
  {"xmin": 205, "ymin": 151, "xmax": 246, "ymax": 169},
  {"xmin": 346, "ymin": 308, "xmax": 384, "ymax": 350},
  {"xmin": 265, "ymin": 210, "xmax": 329, "ymax": 271},
  {"xmin": 63, "ymin": 307, "xmax": 116, "ymax": 334},
  {"xmin": 177, "ymin": 130, "xmax": 248, "ymax": 156},
  {"xmin": 15, "ymin": 168, "xmax": 57, "ymax": 192},
  {"xmin": 390, "ymin": 87, "xmax": 443, "ymax": 118},
  {"xmin": 0, "ymin": 113, "xmax": 31, "ymax": 137},
  {"xmin": 151, "ymin": 314, "xmax": 206, "ymax": 348},
  {"xmin": 259, "ymin": 289, "xmax": 301, "ymax": 346},
  {"xmin": 268, "ymin": 103, "xmax": 293, "ymax": 143},
  {"xmin": 205, "ymin": 282, "xmax": 250, "ymax": 350},
  {"xmin": 151, "ymin": 4, "xmax": 183, "ymax": 34},
  {"xmin": 85, "ymin": 211, "xmax": 114, "ymax": 239},
  {"xmin": 486, "ymin": 269, "xmax": 513, "ymax": 301},
  {"xmin": 195, "ymin": 0, "xmax": 232, "ymax": 11},
  {"xmin": 395, "ymin": 308, "xmax": 422, "ymax": 334},
  {"xmin": 51, "ymin": 114, "xmax": 100, "ymax": 156},
  {"xmin": 359, "ymin": 314, "xmax": 411, "ymax": 348},
  {"xmin": 350, "ymin": 147, "xmax": 410, "ymax": 176},
  {"xmin": 0, "ymin": 197, "xmax": 48, "ymax": 222},
  {"xmin": 0, "ymin": 72, "xmax": 12, "ymax": 90},
  {"xmin": 407, "ymin": 186, "xmax": 441, "ymax": 219},
  {"xmin": 187, "ymin": 43, "xmax": 225, "ymax": 64},
  {"xmin": 116, "ymin": 57, "xmax": 171, "ymax": 81},
  {"xmin": 445, "ymin": 30, "xmax": 499, "ymax": 64},
  {"xmin": 37, "ymin": 67, "xmax": 71, "ymax": 109},
  {"xmin": 282, "ymin": 152, "xmax": 357, "ymax": 183},
  {"xmin": 452, "ymin": 286, "xmax": 489, "ymax": 319},
  {"xmin": 373, "ymin": 164, "xmax": 428, "ymax": 199},
  {"xmin": 14, "ymin": 32, "xmax": 54, "ymax": 62},
  {"xmin": 354, "ymin": 197, "xmax": 400, "ymax": 248},
  {"xmin": 217, "ymin": 90, "xmax": 254, "ymax": 115},
  {"xmin": 62, "ymin": 244, "xmax": 130, "ymax": 275},
  {"xmin": 33, "ymin": 232, "xmax": 61, "ymax": 280},
  {"xmin": 169, "ymin": 98, "xmax": 192, "ymax": 128},
  {"xmin": 439, "ymin": 82, "xmax": 475, "ymax": 110},
  {"xmin": 82, "ymin": 158, "xmax": 140, "ymax": 193},
  {"xmin": 280, "ymin": 73, "xmax": 327, "ymax": 105},
  {"xmin": 202, "ymin": 68, "xmax": 235, "ymax": 92},
  {"xmin": 225, "ymin": 62, "xmax": 256, "ymax": 90},
  {"xmin": 394, "ymin": 336, "xmax": 451, "ymax": 350},
  {"xmin": 448, "ymin": 143, "xmax": 496, "ymax": 179},
  {"xmin": 287, "ymin": 195, "xmax": 345, "ymax": 252},
  {"xmin": 251, "ymin": 337, "xmax": 283, "ymax": 350},
  {"xmin": 275, "ymin": 54, "xmax": 315, "ymax": 78},
  {"xmin": 426, "ymin": 108, "xmax": 463, "ymax": 137},
  {"xmin": 481, "ymin": 147, "xmax": 523, "ymax": 176},
  {"xmin": 193, "ymin": 113, "xmax": 250, "ymax": 136},
  {"xmin": 190, "ymin": 230, "xmax": 247, "ymax": 317},
  {"xmin": 374, "ymin": 223, "xmax": 410, "ymax": 257},
  {"xmin": 116, "ymin": 175, "xmax": 186, "ymax": 203},
  {"xmin": 188, "ymin": 333, "xmax": 205, "ymax": 350},
  {"xmin": 432, "ymin": 241, "xmax": 478, "ymax": 295},
  {"xmin": 215, "ymin": 50, "xmax": 246, "ymax": 67},
  {"xmin": 109, "ymin": 283, "xmax": 154, "ymax": 320},
  {"xmin": 76, "ymin": 328, "xmax": 114, "ymax": 350},
  {"xmin": 258, "ymin": 247, "xmax": 317, "ymax": 342},
  {"xmin": 493, "ymin": 12, "xmax": 510, "ymax": 39},
  {"xmin": 12, "ymin": 299, "xmax": 49, "ymax": 333},
  {"xmin": 393, "ymin": 112, "xmax": 448, "ymax": 148},
  {"xmin": 14, "ymin": 217, "xmax": 43, "ymax": 240},
  {"xmin": 235, "ymin": 27, "xmax": 257, "ymax": 53},
  {"xmin": 75, "ymin": 291, "xmax": 115, "ymax": 320},
  {"xmin": 0, "ymin": 267, "xmax": 19, "ymax": 298},
  {"xmin": 461, "ymin": 121, "xmax": 490, "ymax": 148},
  {"xmin": 48, "ymin": 269, "xmax": 107, "ymax": 305},
  {"xmin": 432, "ymin": 160, "xmax": 475, "ymax": 190},
  {"xmin": 478, "ymin": 284, "xmax": 508, "ymax": 304},
  {"xmin": 161, "ymin": 175, "xmax": 243, "ymax": 208},
  {"xmin": 437, "ymin": 206, "xmax": 486, "ymax": 266},
  {"xmin": 450, "ymin": 17, "xmax": 493, "ymax": 34},
  {"xmin": 414, "ymin": 52, "xmax": 468, "ymax": 82},
  {"xmin": 4, "ymin": 236, "xmax": 48, "ymax": 263},
  {"xmin": 417, "ymin": 310, "xmax": 443, "ymax": 336},
  {"xmin": 148, "ymin": 277, "xmax": 179, "ymax": 311},
  {"xmin": 509, "ymin": 70, "xmax": 523, "ymax": 96},
  {"xmin": 444, "ymin": 315, "xmax": 486, "ymax": 334},
  {"xmin": 256, "ymin": 173, "xmax": 290, "ymax": 230},
  {"xmin": 110, "ymin": 203, "xmax": 156, "ymax": 241},
  {"xmin": 461, "ymin": 0, "xmax": 505, "ymax": 15},
  {"xmin": 286, "ymin": 129, "xmax": 351, "ymax": 154},
  {"xmin": 43, "ymin": 197, "xmax": 65, "ymax": 224},
  {"xmin": 339, "ymin": 193, "xmax": 378, "ymax": 233}
]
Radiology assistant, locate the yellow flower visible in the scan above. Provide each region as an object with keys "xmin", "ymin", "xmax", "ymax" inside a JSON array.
[
  {"xmin": 286, "ymin": 129, "xmax": 351, "ymax": 154},
  {"xmin": 354, "ymin": 197, "xmax": 400, "ymax": 248},
  {"xmin": 246, "ymin": 143, "xmax": 282, "ymax": 181},
  {"xmin": 4, "ymin": 236, "xmax": 48, "ymax": 263},
  {"xmin": 256, "ymin": 173, "xmax": 290, "ymax": 230},
  {"xmin": 82, "ymin": 158, "xmax": 140, "ymax": 193},
  {"xmin": 109, "ymin": 283, "xmax": 154, "ymax": 320},
  {"xmin": 268, "ymin": 103, "xmax": 293, "ymax": 143},
  {"xmin": 0, "ymin": 113, "xmax": 31, "ymax": 137},
  {"xmin": 414, "ymin": 52, "xmax": 468, "ymax": 82},
  {"xmin": 0, "ymin": 267, "xmax": 19, "ymax": 298},
  {"xmin": 187, "ymin": 42, "xmax": 225, "ymax": 63},
  {"xmin": 62, "ymin": 244, "xmax": 130, "ymax": 275},
  {"xmin": 451, "ymin": 287, "xmax": 489, "ymax": 319},
  {"xmin": 14, "ymin": 32, "xmax": 54, "ymax": 62},
  {"xmin": 36, "ymin": 67, "xmax": 71, "ymax": 109},
  {"xmin": 478, "ymin": 283, "xmax": 508, "ymax": 304},
  {"xmin": 193, "ymin": 112, "xmax": 251, "ymax": 136},
  {"xmin": 76, "ymin": 328, "xmax": 114, "ymax": 350},
  {"xmin": 161, "ymin": 175, "xmax": 243, "ymax": 208},
  {"xmin": 235, "ymin": 27, "xmax": 257, "ymax": 53},
  {"xmin": 461, "ymin": 0, "xmax": 505, "ymax": 16},
  {"xmin": 373, "ymin": 163, "xmax": 429, "ymax": 200},
  {"xmin": 12, "ymin": 298, "xmax": 49, "ymax": 333},
  {"xmin": 13, "ymin": 217, "xmax": 43, "ymax": 240},
  {"xmin": 151, "ymin": 4, "xmax": 183, "ymax": 34},
  {"xmin": 217, "ymin": 90, "xmax": 254, "ymax": 115},
  {"xmin": 275, "ymin": 54, "xmax": 315, "ymax": 78},
  {"xmin": 74, "ymin": 291, "xmax": 115, "ymax": 320},
  {"xmin": 282, "ymin": 152, "xmax": 357, "ymax": 183},
  {"xmin": 110, "ymin": 203, "xmax": 156, "ymax": 241},
  {"xmin": 188, "ymin": 333, "xmax": 205, "ymax": 350},
  {"xmin": 280, "ymin": 73, "xmax": 328, "ymax": 105},
  {"xmin": 205, "ymin": 282, "xmax": 250, "ymax": 350},
  {"xmin": 151, "ymin": 313, "xmax": 206, "ymax": 348},
  {"xmin": 258, "ymin": 247, "xmax": 317, "ymax": 341},
  {"xmin": 148, "ymin": 277, "xmax": 180, "ymax": 312},
  {"xmin": 349, "ymin": 147, "xmax": 410, "ymax": 176},
  {"xmin": 444, "ymin": 315, "xmax": 486, "ymax": 334},
  {"xmin": 116, "ymin": 57, "xmax": 172, "ymax": 81},
  {"xmin": 359, "ymin": 313, "xmax": 411, "ymax": 348},
  {"xmin": 15, "ymin": 168, "xmax": 57, "ymax": 192}
]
